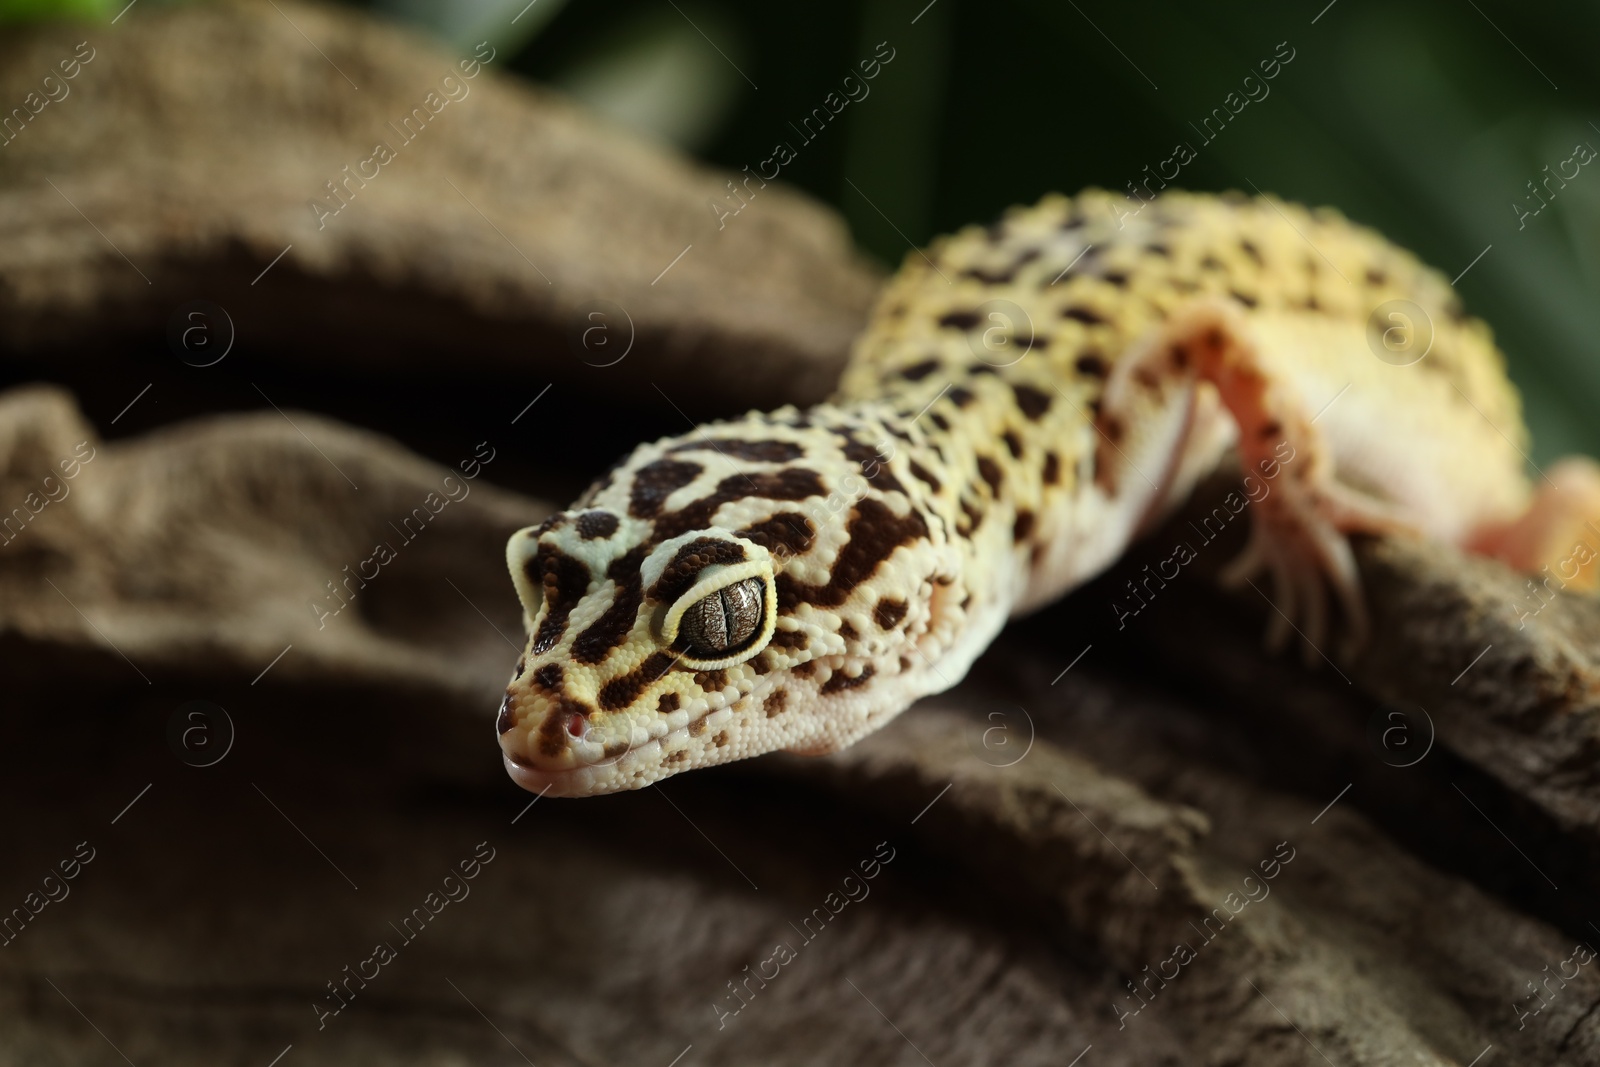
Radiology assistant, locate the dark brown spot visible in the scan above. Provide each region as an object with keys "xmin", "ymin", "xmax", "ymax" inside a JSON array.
[
  {"xmin": 821, "ymin": 664, "xmax": 875, "ymax": 694},
  {"xmin": 576, "ymin": 510, "xmax": 619, "ymax": 540},
  {"xmin": 1259, "ymin": 420, "xmax": 1282, "ymax": 439},
  {"xmin": 948, "ymin": 386, "xmax": 975, "ymax": 408},
  {"xmin": 629, "ymin": 459, "xmax": 703, "ymax": 518},
  {"xmin": 873, "ymin": 598, "xmax": 908, "ymax": 630},
  {"xmin": 669, "ymin": 438, "xmax": 805, "ymax": 463},
  {"xmin": 1365, "ymin": 268, "xmax": 1387, "ymax": 287},
  {"xmin": 792, "ymin": 661, "xmax": 817, "ymax": 678},
  {"xmin": 775, "ymin": 498, "xmax": 929, "ymax": 610},
  {"xmin": 688, "ymin": 713, "xmax": 711, "ymax": 736},
  {"xmin": 900, "ymin": 359, "xmax": 941, "ymax": 382},
  {"xmin": 1102, "ymin": 270, "xmax": 1129, "ymax": 288},
  {"xmin": 962, "ymin": 265, "xmax": 1014, "ymax": 284},
  {"xmin": 597, "ymin": 651, "xmax": 676, "ymax": 711},
  {"xmin": 665, "ymin": 749, "xmax": 688, "ymax": 764},
  {"xmin": 839, "ymin": 621, "xmax": 859, "ymax": 641},
  {"xmin": 929, "ymin": 412, "xmax": 950, "ymax": 432},
  {"xmin": 1013, "ymin": 510, "xmax": 1035, "ymax": 541},
  {"xmin": 658, "ymin": 692, "xmax": 680, "ymax": 714},
  {"xmin": 1201, "ymin": 255, "xmax": 1224, "ymax": 271},
  {"xmin": 653, "ymin": 468, "xmax": 828, "ymax": 542},
  {"xmin": 768, "ymin": 627, "xmax": 808, "ymax": 650},
  {"xmin": 1145, "ymin": 242, "xmax": 1171, "ymax": 257},
  {"xmin": 649, "ymin": 537, "xmax": 748, "ymax": 607},
  {"xmin": 536, "ymin": 698, "xmax": 589, "ymax": 757},
  {"xmin": 571, "ymin": 545, "xmax": 650, "ymax": 665},
  {"xmin": 532, "ymin": 513, "xmax": 568, "ymax": 537},
  {"xmin": 1075, "ymin": 353, "xmax": 1109, "ymax": 378},
  {"xmin": 1062, "ymin": 306, "xmax": 1107, "ymax": 326},
  {"xmin": 938, "ymin": 310, "xmax": 982, "ymax": 331},
  {"xmin": 1012, "ymin": 384, "xmax": 1052, "ymax": 421},
  {"xmin": 1229, "ymin": 289, "xmax": 1259, "ymax": 309},
  {"xmin": 1240, "ymin": 239, "xmax": 1263, "ymax": 267},
  {"xmin": 1043, "ymin": 451, "xmax": 1061, "ymax": 485},
  {"xmin": 738, "ymin": 512, "xmax": 815, "ymax": 558},
  {"xmin": 533, "ymin": 663, "xmax": 563, "ymax": 690},
  {"xmin": 763, "ymin": 689, "xmax": 788, "ymax": 717},
  {"xmin": 713, "ymin": 730, "xmax": 730, "ymax": 748},
  {"xmin": 839, "ymin": 432, "xmax": 906, "ymax": 494},
  {"xmin": 976, "ymin": 456, "xmax": 1003, "ymax": 494},
  {"xmin": 1104, "ymin": 416, "xmax": 1124, "ymax": 443},
  {"xmin": 693, "ymin": 669, "xmax": 727, "ymax": 691},
  {"xmin": 908, "ymin": 460, "xmax": 942, "ymax": 493},
  {"xmin": 530, "ymin": 548, "xmax": 592, "ymax": 654},
  {"xmin": 1001, "ymin": 430, "xmax": 1023, "ymax": 459},
  {"xmin": 1092, "ymin": 444, "xmax": 1113, "ymax": 493},
  {"xmin": 496, "ymin": 692, "xmax": 515, "ymax": 734},
  {"xmin": 1134, "ymin": 367, "xmax": 1161, "ymax": 393},
  {"xmin": 959, "ymin": 498, "xmax": 984, "ymax": 536}
]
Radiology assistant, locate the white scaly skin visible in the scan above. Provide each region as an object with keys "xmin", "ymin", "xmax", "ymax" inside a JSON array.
[{"xmin": 498, "ymin": 189, "xmax": 1573, "ymax": 797}]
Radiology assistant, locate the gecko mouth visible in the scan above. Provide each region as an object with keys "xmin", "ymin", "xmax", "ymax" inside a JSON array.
[
  {"xmin": 500, "ymin": 735, "xmax": 651, "ymax": 797},
  {"xmin": 499, "ymin": 691, "xmax": 764, "ymax": 797},
  {"xmin": 503, "ymin": 751, "xmax": 590, "ymax": 797}
]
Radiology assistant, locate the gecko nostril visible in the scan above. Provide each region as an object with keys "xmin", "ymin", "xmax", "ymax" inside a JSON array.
[{"xmin": 567, "ymin": 715, "xmax": 585, "ymax": 738}]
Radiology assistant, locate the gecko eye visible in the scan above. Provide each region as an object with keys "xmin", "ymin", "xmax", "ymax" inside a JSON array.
[
  {"xmin": 661, "ymin": 560, "xmax": 778, "ymax": 670},
  {"xmin": 678, "ymin": 578, "xmax": 764, "ymax": 655}
]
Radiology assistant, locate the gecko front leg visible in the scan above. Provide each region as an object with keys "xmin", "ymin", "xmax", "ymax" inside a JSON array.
[{"xmin": 1100, "ymin": 300, "xmax": 1414, "ymax": 660}]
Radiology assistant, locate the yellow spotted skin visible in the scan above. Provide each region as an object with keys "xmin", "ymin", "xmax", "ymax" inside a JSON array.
[{"xmin": 498, "ymin": 189, "xmax": 1537, "ymax": 797}]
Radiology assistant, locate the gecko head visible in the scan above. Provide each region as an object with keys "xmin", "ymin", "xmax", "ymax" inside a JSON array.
[{"xmin": 495, "ymin": 428, "xmax": 958, "ymax": 797}]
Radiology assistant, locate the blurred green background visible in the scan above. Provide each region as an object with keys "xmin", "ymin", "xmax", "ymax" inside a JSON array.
[{"xmin": 7, "ymin": 0, "xmax": 1596, "ymax": 462}]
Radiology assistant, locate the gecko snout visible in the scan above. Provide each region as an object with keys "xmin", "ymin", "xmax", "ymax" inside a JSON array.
[{"xmin": 497, "ymin": 672, "xmax": 636, "ymax": 797}]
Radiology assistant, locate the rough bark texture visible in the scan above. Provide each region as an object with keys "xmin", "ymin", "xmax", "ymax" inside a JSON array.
[
  {"xmin": 1, "ymin": 1, "xmax": 1598, "ymax": 1065},
  {"xmin": 0, "ymin": 0, "xmax": 879, "ymax": 415}
]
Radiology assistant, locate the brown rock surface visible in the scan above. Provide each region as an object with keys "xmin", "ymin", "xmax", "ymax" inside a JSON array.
[{"xmin": 0, "ymin": 0, "xmax": 879, "ymax": 415}]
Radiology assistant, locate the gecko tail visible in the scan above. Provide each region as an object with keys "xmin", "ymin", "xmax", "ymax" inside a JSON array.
[{"xmin": 1465, "ymin": 456, "xmax": 1600, "ymax": 593}]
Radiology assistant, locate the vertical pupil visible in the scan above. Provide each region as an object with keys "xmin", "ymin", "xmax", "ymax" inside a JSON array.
[
  {"xmin": 685, "ymin": 578, "xmax": 763, "ymax": 652},
  {"xmin": 702, "ymin": 588, "xmax": 729, "ymax": 647},
  {"xmin": 716, "ymin": 587, "xmax": 736, "ymax": 646}
]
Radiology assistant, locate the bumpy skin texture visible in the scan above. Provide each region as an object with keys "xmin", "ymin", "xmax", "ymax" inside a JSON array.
[{"xmin": 498, "ymin": 189, "xmax": 1536, "ymax": 797}]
